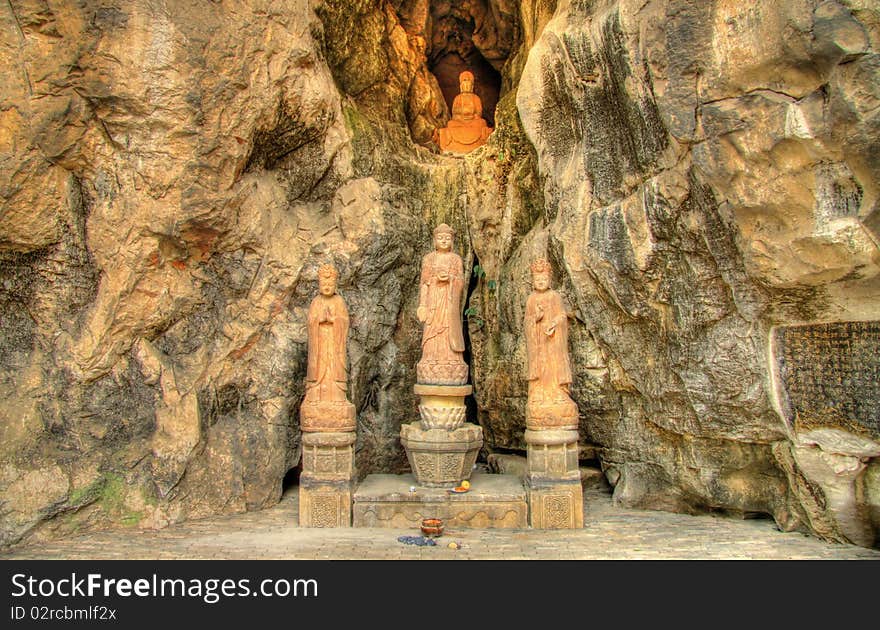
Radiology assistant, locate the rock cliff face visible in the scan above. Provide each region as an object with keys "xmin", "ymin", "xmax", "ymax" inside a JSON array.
[
  {"xmin": 476, "ymin": 0, "xmax": 880, "ymax": 545},
  {"xmin": 1, "ymin": 0, "xmax": 878, "ymax": 548}
]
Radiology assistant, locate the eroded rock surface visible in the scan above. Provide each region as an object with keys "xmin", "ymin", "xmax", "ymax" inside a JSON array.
[
  {"xmin": 475, "ymin": 0, "xmax": 880, "ymax": 543},
  {"xmin": 0, "ymin": 0, "xmax": 468, "ymax": 546}
]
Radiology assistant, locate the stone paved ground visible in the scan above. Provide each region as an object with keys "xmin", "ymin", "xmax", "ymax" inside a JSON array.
[{"xmin": 3, "ymin": 488, "xmax": 879, "ymax": 560}]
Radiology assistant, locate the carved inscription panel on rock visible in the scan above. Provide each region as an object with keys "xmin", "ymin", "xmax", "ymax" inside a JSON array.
[{"xmin": 773, "ymin": 321, "xmax": 880, "ymax": 438}]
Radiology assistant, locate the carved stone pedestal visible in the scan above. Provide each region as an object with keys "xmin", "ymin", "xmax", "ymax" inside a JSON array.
[
  {"xmin": 526, "ymin": 399, "xmax": 578, "ymax": 431},
  {"xmin": 415, "ymin": 383, "xmax": 471, "ymax": 430},
  {"xmin": 525, "ymin": 428, "xmax": 583, "ymax": 529},
  {"xmin": 401, "ymin": 383, "xmax": 482, "ymax": 487},
  {"xmin": 299, "ymin": 431, "xmax": 356, "ymax": 527},
  {"xmin": 400, "ymin": 422, "xmax": 483, "ymax": 487},
  {"xmin": 353, "ymin": 473, "xmax": 527, "ymax": 528},
  {"xmin": 299, "ymin": 477, "xmax": 353, "ymax": 528},
  {"xmin": 300, "ymin": 400, "xmax": 356, "ymax": 433},
  {"xmin": 526, "ymin": 478, "xmax": 584, "ymax": 529}
]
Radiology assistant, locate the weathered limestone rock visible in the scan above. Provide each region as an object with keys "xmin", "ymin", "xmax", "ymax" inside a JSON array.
[
  {"xmin": 488, "ymin": 452, "xmax": 610, "ymax": 492},
  {"xmin": 790, "ymin": 429, "xmax": 880, "ymax": 547},
  {"xmin": 0, "ymin": 0, "xmax": 461, "ymax": 546},
  {"xmin": 867, "ymin": 462, "xmax": 880, "ymax": 541},
  {"xmin": 469, "ymin": 0, "xmax": 880, "ymax": 545},
  {"xmin": 315, "ymin": 0, "xmax": 449, "ymax": 147}
]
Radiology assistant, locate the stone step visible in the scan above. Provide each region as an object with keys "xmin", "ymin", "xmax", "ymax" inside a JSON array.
[{"xmin": 353, "ymin": 473, "xmax": 528, "ymax": 529}]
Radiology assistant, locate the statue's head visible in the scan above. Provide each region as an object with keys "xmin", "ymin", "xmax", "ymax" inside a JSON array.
[
  {"xmin": 530, "ymin": 258, "xmax": 552, "ymax": 291},
  {"xmin": 458, "ymin": 71, "xmax": 474, "ymax": 93},
  {"xmin": 318, "ymin": 263, "xmax": 338, "ymax": 296},
  {"xmin": 433, "ymin": 223, "xmax": 454, "ymax": 251}
]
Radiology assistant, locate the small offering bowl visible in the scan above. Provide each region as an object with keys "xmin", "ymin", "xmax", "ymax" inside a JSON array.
[{"xmin": 420, "ymin": 518, "xmax": 444, "ymax": 537}]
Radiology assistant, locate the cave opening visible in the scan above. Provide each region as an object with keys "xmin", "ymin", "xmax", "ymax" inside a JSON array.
[
  {"xmin": 429, "ymin": 42, "xmax": 501, "ymax": 129},
  {"xmin": 281, "ymin": 464, "xmax": 301, "ymax": 495},
  {"xmin": 396, "ymin": 1, "xmax": 514, "ymax": 131},
  {"xmin": 461, "ymin": 253, "xmax": 482, "ymax": 430}
]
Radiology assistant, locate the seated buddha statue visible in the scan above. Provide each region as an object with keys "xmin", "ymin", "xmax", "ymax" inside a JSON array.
[{"xmin": 433, "ymin": 71, "xmax": 493, "ymax": 154}]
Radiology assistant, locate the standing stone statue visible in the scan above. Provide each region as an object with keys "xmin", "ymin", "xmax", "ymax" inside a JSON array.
[
  {"xmin": 300, "ymin": 263, "xmax": 355, "ymax": 433},
  {"xmin": 416, "ymin": 223, "xmax": 468, "ymax": 385},
  {"xmin": 523, "ymin": 258, "xmax": 582, "ymax": 529},
  {"xmin": 298, "ymin": 263, "xmax": 357, "ymax": 527},
  {"xmin": 525, "ymin": 258, "xmax": 577, "ymax": 430},
  {"xmin": 433, "ymin": 71, "xmax": 493, "ymax": 154},
  {"xmin": 401, "ymin": 223, "xmax": 481, "ymax": 488}
]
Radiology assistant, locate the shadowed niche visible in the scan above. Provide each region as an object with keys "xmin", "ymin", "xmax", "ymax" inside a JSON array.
[
  {"xmin": 396, "ymin": 0, "xmax": 517, "ymax": 131},
  {"xmin": 430, "ymin": 42, "xmax": 501, "ymax": 128}
]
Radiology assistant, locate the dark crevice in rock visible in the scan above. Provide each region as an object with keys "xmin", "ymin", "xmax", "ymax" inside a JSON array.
[
  {"xmin": 462, "ymin": 250, "xmax": 482, "ymax": 427},
  {"xmin": 38, "ymin": 363, "xmax": 159, "ymax": 457},
  {"xmin": 487, "ymin": 443, "xmax": 525, "ymax": 457},
  {"xmin": 864, "ymin": 202, "xmax": 880, "ymax": 247},
  {"xmin": 281, "ymin": 464, "xmax": 301, "ymax": 494},
  {"xmin": 243, "ymin": 101, "xmax": 332, "ymax": 174},
  {"xmin": 0, "ymin": 249, "xmax": 43, "ymax": 369}
]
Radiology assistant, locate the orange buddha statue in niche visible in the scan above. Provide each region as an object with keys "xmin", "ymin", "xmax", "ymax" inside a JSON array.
[{"xmin": 433, "ymin": 71, "xmax": 493, "ymax": 154}]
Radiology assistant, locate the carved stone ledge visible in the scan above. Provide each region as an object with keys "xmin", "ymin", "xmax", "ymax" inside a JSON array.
[
  {"xmin": 525, "ymin": 429, "xmax": 580, "ymax": 483},
  {"xmin": 301, "ymin": 431, "xmax": 356, "ymax": 480},
  {"xmin": 526, "ymin": 478, "xmax": 584, "ymax": 529}
]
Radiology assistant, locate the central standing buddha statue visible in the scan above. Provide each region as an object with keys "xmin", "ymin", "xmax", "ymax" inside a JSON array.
[
  {"xmin": 416, "ymin": 223, "xmax": 468, "ymax": 385},
  {"xmin": 400, "ymin": 223, "xmax": 482, "ymax": 487}
]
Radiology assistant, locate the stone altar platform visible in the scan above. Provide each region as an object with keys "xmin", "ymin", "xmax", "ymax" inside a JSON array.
[{"xmin": 353, "ymin": 473, "xmax": 528, "ymax": 529}]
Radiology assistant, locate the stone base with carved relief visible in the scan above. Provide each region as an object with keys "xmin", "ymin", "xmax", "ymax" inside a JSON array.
[
  {"xmin": 353, "ymin": 473, "xmax": 527, "ymax": 528},
  {"xmin": 416, "ymin": 359, "xmax": 469, "ymax": 386},
  {"xmin": 299, "ymin": 476, "xmax": 354, "ymax": 528},
  {"xmin": 525, "ymin": 428, "xmax": 583, "ymax": 529},
  {"xmin": 526, "ymin": 398, "xmax": 579, "ymax": 431},
  {"xmin": 300, "ymin": 399, "xmax": 356, "ymax": 433},
  {"xmin": 400, "ymin": 422, "xmax": 483, "ymax": 487},
  {"xmin": 525, "ymin": 429, "xmax": 581, "ymax": 482},
  {"xmin": 298, "ymin": 431, "xmax": 356, "ymax": 527},
  {"xmin": 526, "ymin": 478, "xmax": 584, "ymax": 529},
  {"xmin": 415, "ymin": 383, "xmax": 471, "ymax": 430}
]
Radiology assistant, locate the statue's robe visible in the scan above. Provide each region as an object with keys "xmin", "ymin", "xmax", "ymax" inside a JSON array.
[
  {"xmin": 419, "ymin": 250, "xmax": 465, "ymax": 363},
  {"xmin": 525, "ymin": 288, "xmax": 572, "ymax": 402},
  {"xmin": 305, "ymin": 293, "xmax": 349, "ymax": 403}
]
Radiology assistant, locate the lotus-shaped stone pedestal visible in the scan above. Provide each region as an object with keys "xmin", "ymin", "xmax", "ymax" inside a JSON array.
[{"xmin": 401, "ymin": 383, "xmax": 482, "ymax": 487}]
